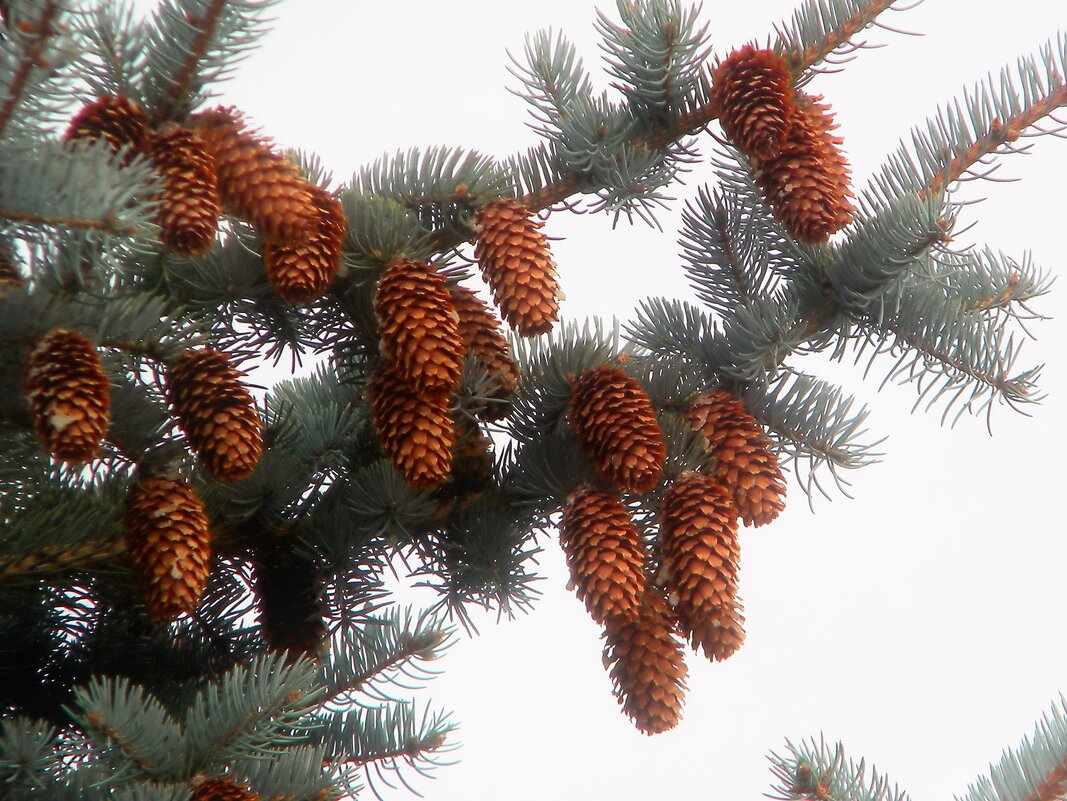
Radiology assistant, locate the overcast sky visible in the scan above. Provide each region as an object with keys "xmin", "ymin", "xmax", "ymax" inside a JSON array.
[{"xmin": 206, "ymin": 1, "xmax": 1067, "ymax": 799}]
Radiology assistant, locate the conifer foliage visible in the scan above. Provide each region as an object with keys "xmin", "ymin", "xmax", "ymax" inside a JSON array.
[{"xmin": 1, "ymin": 0, "xmax": 1065, "ymax": 798}]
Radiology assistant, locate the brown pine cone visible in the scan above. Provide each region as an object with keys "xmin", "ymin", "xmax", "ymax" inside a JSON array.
[
  {"xmin": 166, "ymin": 349, "xmax": 262, "ymax": 482},
  {"xmin": 473, "ymin": 197, "xmax": 560, "ymax": 336},
  {"xmin": 681, "ymin": 598, "xmax": 746, "ymax": 662},
  {"xmin": 711, "ymin": 45, "xmax": 796, "ymax": 160},
  {"xmin": 449, "ymin": 283, "xmax": 518, "ymax": 420},
  {"xmin": 569, "ymin": 366, "xmax": 665, "ymax": 493},
  {"xmin": 559, "ymin": 487, "xmax": 646, "ymax": 625},
  {"xmin": 23, "ymin": 329, "xmax": 110, "ymax": 463},
  {"xmin": 687, "ymin": 389, "xmax": 786, "ymax": 527},
  {"xmin": 65, "ymin": 94, "xmax": 149, "ymax": 164},
  {"xmin": 148, "ymin": 123, "xmax": 220, "ymax": 257},
  {"xmin": 252, "ymin": 541, "xmax": 328, "ymax": 662},
  {"xmin": 190, "ymin": 776, "xmax": 260, "ymax": 801},
  {"xmin": 263, "ymin": 183, "xmax": 347, "ymax": 304}
]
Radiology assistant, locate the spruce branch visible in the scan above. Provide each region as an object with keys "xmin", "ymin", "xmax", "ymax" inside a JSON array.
[
  {"xmin": 767, "ymin": 737, "xmax": 909, "ymax": 801},
  {"xmin": 774, "ymin": 0, "xmax": 903, "ymax": 75},
  {"xmin": 0, "ymin": 0, "xmax": 69, "ymax": 143}
]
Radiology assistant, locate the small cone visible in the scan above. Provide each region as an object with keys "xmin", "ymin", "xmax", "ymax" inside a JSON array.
[
  {"xmin": 473, "ymin": 197, "xmax": 559, "ymax": 336},
  {"xmin": 569, "ymin": 366, "xmax": 665, "ymax": 493},
  {"xmin": 252, "ymin": 541, "xmax": 328, "ymax": 661},
  {"xmin": 659, "ymin": 473, "xmax": 744, "ymax": 661},
  {"xmin": 65, "ymin": 94, "xmax": 149, "ymax": 163},
  {"xmin": 124, "ymin": 473, "xmax": 211, "ymax": 621},
  {"xmin": 190, "ymin": 776, "xmax": 260, "ymax": 801},
  {"xmin": 23, "ymin": 329, "xmax": 110, "ymax": 463},
  {"xmin": 711, "ymin": 45, "xmax": 796, "ymax": 160},
  {"xmin": 687, "ymin": 389, "xmax": 786, "ymax": 527},
  {"xmin": 559, "ymin": 487, "xmax": 646, "ymax": 625},
  {"xmin": 375, "ymin": 259, "xmax": 465, "ymax": 394},
  {"xmin": 602, "ymin": 593, "xmax": 687, "ymax": 735},
  {"xmin": 191, "ymin": 106, "xmax": 317, "ymax": 242},
  {"xmin": 167, "ymin": 349, "xmax": 262, "ymax": 482},
  {"xmin": 148, "ymin": 123, "xmax": 220, "ymax": 257},
  {"xmin": 753, "ymin": 92, "xmax": 855, "ymax": 244},
  {"xmin": 263, "ymin": 183, "xmax": 347, "ymax": 304},
  {"xmin": 449, "ymin": 283, "xmax": 518, "ymax": 420},
  {"xmin": 367, "ymin": 360, "xmax": 454, "ymax": 490},
  {"xmin": 682, "ymin": 597, "xmax": 746, "ymax": 662}
]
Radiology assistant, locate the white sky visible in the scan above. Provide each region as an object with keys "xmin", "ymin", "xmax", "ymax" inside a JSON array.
[{"xmin": 209, "ymin": 1, "xmax": 1067, "ymax": 799}]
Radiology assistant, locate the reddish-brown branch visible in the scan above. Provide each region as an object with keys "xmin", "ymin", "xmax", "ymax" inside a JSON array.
[
  {"xmin": 0, "ymin": 206, "xmax": 138, "ymax": 236},
  {"xmin": 0, "ymin": 538, "xmax": 127, "ymax": 581},
  {"xmin": 0, "ymin": 0, "xmax": 59, "ymax": 140},
  {"xmin": 784, "ymin": 0, "xmax": 900, "ymax": 75},
  {"xmin": 922, "ymin": 81, "xmax": 1067, "ymax": 199},
  {"xmin": 154, "ymin": 0, "xmax": 228, "ymax": 123},
  {"xmin": 1019, "ymin": 759, "xmax": 1067, "ymax": 801}
]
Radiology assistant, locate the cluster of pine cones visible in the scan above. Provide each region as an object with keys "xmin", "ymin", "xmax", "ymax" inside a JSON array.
[
  {"xmin": 563, "ymin": 369, "xmax": 786, "ymax": 734},
  {"xmin": 711, "ymin": 45, "xmax": 855, "ymax": 243}
]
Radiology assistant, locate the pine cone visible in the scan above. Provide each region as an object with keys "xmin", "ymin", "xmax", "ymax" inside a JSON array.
[
  {"xmin": 753, "ymin": 92, "xmax": 855, "ymax": 244},
  {"xmin": 711, "ymin": 46, "xmax": 796, "ymax": 160},
  {"xmin": 148, "ymin": 123, "xmax": 220, "ymax": 257},
  {"xmin": 681, "ymin": 598, "xmax": 746, "ymax": 662},
  {"xmin": 367, "ymin": 360, "xmax": 454, "ymax": 490},
  {"xmin": 191, "ymin": 106, "xmax": 317, "ymax": 242},
  {"xmin": 569, "ymin": 366, "xmax": 665, "ymax": 493},
  {"xmin": 65, "ymin": 94, "xmax": 149, "ymax": 163},
  {"xmin": 559, "ymin": 487, "xmax": 646, "ymax": 625},
  {"xmin": 167, "ymin": 349, "xmax": 262, "ymax": 482},
  {"xmin": 263, "ymin": 183, "xmax": 346, "ymax": 304},
  {"xmin": 190, "ymin": 776, "xmax": 260, "ymax": 801},
  {"xmin": 473, "ymin": 197, "xmax": 560, "ymax": 336},
  {"xmin": 602, "ymin": 593, "xmax": 687, "ymax": 735},
  {"xmin": 252, "ymin": 541, "xmax": 328, "ymax": 661},
  {"xmin": 124, "ymin": 473, "xmax": 211, "ymax": 621},
  {"xmin": 687, "ymin": 389, "xmax": 786, "ymax": 527},
  {"xmin": 23, "ymin": 329, "xmax": 110, "ymax": 463},
  {"xmin": 659, "ymin": 473, "xmax": 740, "ymax": 644},
  {"xmin": 449, "ymin": 283, "xmax": 518, "ymax": 420},
  {"xmin": 375, "ymin": 259, "xmax": 465, "ymax": 394}
]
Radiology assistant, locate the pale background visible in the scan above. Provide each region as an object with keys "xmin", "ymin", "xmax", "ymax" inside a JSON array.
[{"xmin": 190, "ymin": 1, "xmax": 1066, "ymax": 798}]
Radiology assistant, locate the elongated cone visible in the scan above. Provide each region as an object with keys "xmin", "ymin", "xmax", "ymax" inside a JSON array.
[
  {"xmin": 753, "ymin": 91, "xmax": 855, "ymax": 244},
  {"xmin": 711, "ymin": 45, "xmax": 796, "ymax": 160},
  {"xmin": 190, "ymin": 776, "xmax": 260, "ymax": 801},
  {"xmin": 191, "ymin": 106, "xmax": 317, "ymax": 242},
  {"xmin": 659, "ymin": 472, "xmax": 745, "ymax": 661},
  {"xmin": 24, "ymin": 329, "xmax": 110, "ymax": 463},
  {"xmin": 167, "ymin": 349, "xmax": 262, "ymax": 482},
  {"xmin": 473, "ymin": 197, "xmax": 559, "ymax": 336},
  {"xmin": 569, "ymin": 366, "xmax": 665, "ymax": 493},
  {"xmin": 124, "ymin": 473, "xmax": 211, "ymax": 621},
  {"xmin": 687, "ymin": 389, "xmax": 786, "ymax": 527},
  {"xmin": 449, "ymin": 283, "xmax": 518, "ymax": 420},
  {"xmin": 367, "ymin": 360, "xmax": 454, "ymax": 490},
  {"xmin": 263, "ymin": 183, "xmax": 347, "ymax": 303},
  {"xmin": 560, "ymin": 487, "xmax": 646, "ymax": 625},
  {"xmin": 375, "ymin": 260, "xmax": 465, "ymax": 394},
  {"xmin": 65, "ymin": 94, "xmax": 149, "ymax": 164},
  {"xmin": 602, "ymin": 592, "xmax": 687, "ymax": 734},
  {"xmin": 682, "ymin": 597, "xmax": 746, "ymax": 662},
  {"xmin": 252, "ymin": 540, "xmax": 328, "ymax": 662},
  {"xmin": 148, "ymin": 123, "xmax": 219, "ymax": 257}
]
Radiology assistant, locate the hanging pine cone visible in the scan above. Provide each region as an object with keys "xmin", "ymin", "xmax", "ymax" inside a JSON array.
[
  {"xmin": 147, "ymin": 123, "xmax": 220, "ymax": 257},
  {"xmin": 124, "ymin": 472, "xmax": 211, "ymax": 621},
  {"xmin": 23, "ymin": 329, "xmax": 110, "ymax": 463},
  {"xmin": 190, "ymin": 106, "xmax": 317, "ymax": 243},
  {"xmin": 190, "ymin": 776, "xmax": 260, "ymax": 801},
  {"xmin": 367, "ymin": 360, "xmax": 454, "ymax": 490},
  {"xmin": 711, "ymin": 45, "xmax": 797, "ymax": 160},
  {"xmin": 559, "ymin": 487, "xmax": 646, "ymax": 626},
  {"xmin": 449, "ymin": 283, "xmax": 518, "ymax": 420},
  {"xmin": 167, "ymin": 349, "xmax": 262, "ymax": 482},
  {"xmin": 681, "ymin": 597, "xmax": 746, "ymax": 663},
  {"xmin": 64, "ymin": 94, "xmax": 149, "ymax": 164},
  {"xmin": 658, "ymin": 472, "xmax": 743, "ymax": 662},
  {"xmin": 602, "ymin": 593, "xmax": 687, "ymax": 735},
  {"xmin": 252, "ymin": 540, "xmax": 328, "ymax": 661},
  {"xmin": 374, "ymin": 259, "xmax": 465, "ymax": 395},
  {"xmin": 569, "ymin": 366, "xmax": 665, "ymax": 493},
  {"xmin": 687, "ymin": 389, "xmax": 786, "ymax": 527},
  {"xmin": 263, "ymin": 183, "xmax": 347, "ymax": 304},
  {"xmin": 753, "ymin": 91, "xmax": 855, "ymax": 244},
  {"xmin": 473, "ymin": 197, "xmax": 560, "ymax": 336}
]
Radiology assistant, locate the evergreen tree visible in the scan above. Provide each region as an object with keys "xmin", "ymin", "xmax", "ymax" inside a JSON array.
[{"xmin": 0, "ymin": 0, "xmax": 1064, "ymax": 799}]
